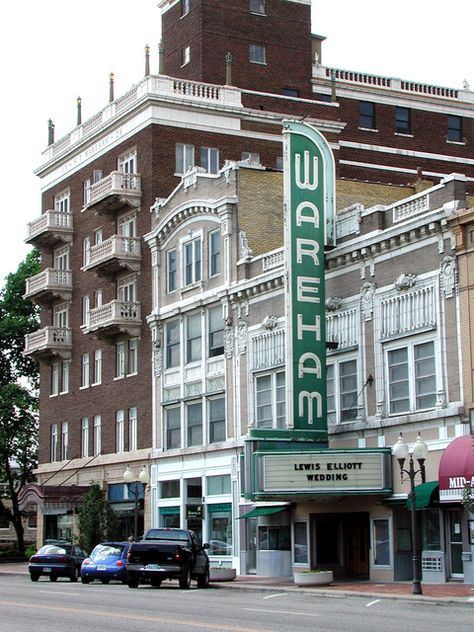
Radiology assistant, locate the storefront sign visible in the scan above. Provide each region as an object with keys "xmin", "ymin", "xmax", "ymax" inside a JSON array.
[
  {"xmin": 186, "ymin": 504, "xmax": 203, "ymax": 519},
  {"xmin": 256, "ymin": 451, "xmax": 391, "ymax": 494},
  {"xmin": 283, "ymin": 121, "xmax": 335, "ymax": 438}
]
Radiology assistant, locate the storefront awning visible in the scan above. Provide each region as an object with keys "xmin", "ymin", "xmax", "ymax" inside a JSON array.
[
  {"xmin": 439, "ymin": 435, "xmax": 474, "ymax": 503},
  {"xmin": 406, "ymin": 481, "xmax": 439, "ymax": 510},
  {"xmin": 237, "ymin": 506, "xmax": 288, "ymax": 519}
]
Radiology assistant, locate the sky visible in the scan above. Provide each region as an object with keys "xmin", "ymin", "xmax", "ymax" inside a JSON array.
[{"xmin": 1, "ymin": 0, "xmax": 472, "ymax": 286}]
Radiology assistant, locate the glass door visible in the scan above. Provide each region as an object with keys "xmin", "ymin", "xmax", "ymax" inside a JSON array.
[
  {"xmin": 447, "ymin": 510, "xmax": 463, "ymax": 578},
  {"xmin": 247, "ymin": 518, "xmax": 257, "ymax": 574}
]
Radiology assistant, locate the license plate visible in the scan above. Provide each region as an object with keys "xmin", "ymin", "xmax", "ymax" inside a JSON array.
[
  {"xmin": 97, "ymin": 565, "xmax": 107, "ymax": 571},
  {"xmin": 43, "ymin": 567, "xmax": 52, "ymax": 573},
  {"xmin": 146, "ymin": 564, "xmax": 161, "ymax": 571}
]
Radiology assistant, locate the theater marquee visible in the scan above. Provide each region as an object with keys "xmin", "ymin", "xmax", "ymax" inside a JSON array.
[{"xmin": 254, "ymin": 450, "xmax": 392, "ymax": 495}]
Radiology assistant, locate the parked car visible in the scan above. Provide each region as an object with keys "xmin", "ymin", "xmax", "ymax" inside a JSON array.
[
  {"xmin": 81, "ymin": 542, "xmax": 130, "ymax": 584},
  {"xmin": 28, "ymin": 543, "xmax": 88, "ymax": 582}
]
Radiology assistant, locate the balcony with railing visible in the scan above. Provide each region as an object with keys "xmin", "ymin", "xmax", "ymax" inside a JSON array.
[
  {"xmin": 84, "ymin": 172, "xmax": 141, "ymax": 213},
  {"xmin": 83, "ymin": 236, "xmax": 141, "ymax": 276},
  {"xmin": 25, "ymin": 211, "xmax": 73, "ymax": 248},
  {"xmin": 24, "ymin": 269, "xmax": 72, "ymax": 304},
  {"xmin": 24, "ymin": 327, "xmax": 72, "ymax": 360},
  {"xmin": 84, "ymin": 299, "xmax": 141, "ymax": 340}
]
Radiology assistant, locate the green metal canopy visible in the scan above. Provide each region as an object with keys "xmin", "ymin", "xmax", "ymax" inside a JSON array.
[
  {"xmin": 237, "ymin": 506, "xmax": 288, "ymax": 519},
  {"xmin": 406, "ymin": 481, "xmax": 439, "ymax": 510}
]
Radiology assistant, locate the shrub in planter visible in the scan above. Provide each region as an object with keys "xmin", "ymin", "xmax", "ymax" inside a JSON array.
[
  {"xmin": 209, "ymin": 567, "xmax": 237, "ymax": 582},
  {"xmin": 293, "ymin": 569, "xmax": 333, "ymax": 586}
]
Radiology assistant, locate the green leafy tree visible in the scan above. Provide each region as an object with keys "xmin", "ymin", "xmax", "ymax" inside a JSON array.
[
  {"xmin": 77, "ymin": 483, "xmax": 118, "ymax": 552},
  {"xmin": 0, "ymin": 249, "xmax": 40, "ymax": 554}
]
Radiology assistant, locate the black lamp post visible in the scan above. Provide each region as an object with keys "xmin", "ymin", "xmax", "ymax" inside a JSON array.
[
  {"xmin": 123, "ymin": 465, "xmax": 149, "ymax": 541},
  {"xmin": 392, "ymin": 433, "xmax": 428, "ymax": 595}
]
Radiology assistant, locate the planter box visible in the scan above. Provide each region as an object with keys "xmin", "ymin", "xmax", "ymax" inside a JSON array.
[
  {"xmin": 293, "ymin": 570, "xmax": 333, "ymax": 586},
  {"xmin": 209, "ymin": 568, "xmax": 237, "ymax": 582}
]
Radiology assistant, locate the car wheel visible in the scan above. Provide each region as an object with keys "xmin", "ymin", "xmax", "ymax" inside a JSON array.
[
  {"xmin": 127, "ymin": 574, "xmax": 139, "ymax": 588},
  {"xmin": 49, "ymin": 575, "xmax": 57, "ymax": 582},
  {"xmin": 179, "ymin": 566, "xmax": 191, "ymax": 589},
  {"xmin": 81, "ymin": 576, "xmax": 91, "ymax": 584},
  {"xmin": 30, "ymin": 574, "xmax": 40, "ymax": 582},
  {"xmin": 101, "ymin": 579, "xmax": 110, "ymax": 585},
  {"xmin": 70, "ymin": 568, "xmax": 79, "ymax": 582},
  {"xmin": 197, "ymin": 566, "xmax": 210, "ymax": 589},
  {"xmin": 150, "ymin": 578, "xmax": 161, "ymax": 588}
]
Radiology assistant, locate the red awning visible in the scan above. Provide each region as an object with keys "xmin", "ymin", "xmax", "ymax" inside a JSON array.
[{"xmin": 438, "ymin": 435, "xmax": 474, "ymax": 503}]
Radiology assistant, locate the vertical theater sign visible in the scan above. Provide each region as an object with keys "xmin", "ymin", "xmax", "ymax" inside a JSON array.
[{"xmin": 283, "ymin": 120, "xmax": 335, "ymax": 441}]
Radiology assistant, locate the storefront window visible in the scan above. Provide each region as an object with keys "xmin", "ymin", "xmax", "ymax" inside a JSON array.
[
  {"xmin": 258, "ymin": 526, "xmax": 290, "ymax": 551},
  {"xmin": 373, "ymin": 519, "xmax": 390, "ymax": 566},
  {"xmin": 161, "ymin": 480, "xmax": 180, "ymax": 498},
  {"xmin": 57, "ymin": 512, "xmax": 73, "ymax": 541},
  {"xmin": 208, "ymin": 506, "xmax": 232, "ymax": 556},
  {"xmin": 293, "ymin": 521, "xmax": 308, "ymax": 564},
  {"xmin": 207, "ymin": 474, "xmax": 231, "ymax": 495},
  {"xmin": 421, "ymin": 509, "xmax": 441, "ymax": 551},
  {"xmin": 160, "ymin": 507, "xmax": 180, "ymax": 528}
]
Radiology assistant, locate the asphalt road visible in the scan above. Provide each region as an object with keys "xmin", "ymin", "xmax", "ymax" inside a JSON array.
[{"xmin": 0, "ymin": 575, "xmax": 472, "ymax": 632}]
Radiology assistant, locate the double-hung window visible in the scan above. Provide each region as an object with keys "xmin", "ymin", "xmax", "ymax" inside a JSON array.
[
  {"xmin": 209, "ymin": 229, "xmax": 221, "ymax": 277},
  {"xmin": 165, "ymin": 407, "xmax": 181, "ymax": 450},
  {"xmin": 93, "ymin": 415, "xmax": 102, "ymax": 456},
  {"xmin": 183, "ymin": 237, "xmax": 202, "ymax": 286},
  {"xmin": 208, "ymin": 306, "xmax": 224, "ymax": 357},
  {"xmin": 115, "ymin": 338, "xmax": 138, "ymax": 377},
  {"xmin": 327, "ymin": 359, "xmax": 358, "ymax": 423},
  {"xmin": 129, "ymin": 407, "xmax": 137, "ymax": 451},
  {"xmin": 187, "ymin": 402, "xmax": 202, "ymax": 447},
  {"xmin": 200, "ymin": 147, "xmax": 219, "ymax": 174},
  {"xmin": 249, "ymin": 44, "xmax": 266, "ymax": 64},
  {"xmin": 395, "ymin": 106, "xmax": 411, "ymax": 134},
  {"xmin": 54, "ymin": 303, "xmax": 69, "ymax": 329},
  {"xmin": 176, "ymin": 143, "xmax": 194, "ymax": 174},
  {"xmin": 387, "ymin": 339, "xmax": 436, "ymax": 414},
  {"xmin": 81, "ymin": 353, "xmax": 90, "ymax": 388},
  {"xmin": 118, "ymin": 150, "xmax": 137, "ymax": 175},
  {"xmin": 255, "ymin": 370, "xmax": 285, "ymax": 428},
  {"xmin": 51, "ymin": 360, "xmax": 69, "ymax": 395},
  {"xmin": 447, "ymin": 115, "xmax": 463, "ymax": 142},
  {"xmin": 61, "ymin": 422, "xmax": 68, "ymax": 461},
  {"xmin": 117, "ymin": 274, "xmax": 136, "ymax": 302},
  {"xmin": 166, "ymin": 320, "xmax": 181, "ymax": 368},
  {"xmin": 50, "ymin": 424, "xmax": 58, "ymax": 463},
  {"xmin": 167, "ymin": 249, "xmax": 177, "ymax": 292},
  {"xmin": 186, "ymin": 313, "xmax": 202, "ymax": 363},
  {"xmin": 250, "ymin": 0, "xmax": 265, "ymax": 14},
  {"xmin": 55, "ymin": 191, "xmax": 70, "ymax": 214},
  {"xmin": 54, "ymin": 245, "xmax": 69, "ymax": 271},
  {"xmin": 359, "ymin": 101, "xmax": 376, "ymax": 129},
  {"xmin": 116, "ymin": 410, "xmax": 125, "ymax": 453},
  {"xmin": 209, "ymin": 397, "xmax": 226, "ymax": 443},
  {"xmin": 81, "ymin": 418, "xmax": 89, "ymax": 458},
  {"xmin": 93, "ymin": 349, "xmax": 102, "ymax": 385}
]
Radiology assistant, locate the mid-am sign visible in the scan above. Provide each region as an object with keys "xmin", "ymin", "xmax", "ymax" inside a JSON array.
[{"xmin": 283, "ymin": 121, "xmax": 335, "ymax": 439}]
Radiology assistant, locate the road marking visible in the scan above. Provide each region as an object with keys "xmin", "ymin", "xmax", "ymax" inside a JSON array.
[
  {"xmin": 243, "ymin": 608, "xmax": 319, "ymax": 618},
  {"xmin": 0, "ymin": 600, "xmax": 273, "ymax": 632},
  {"xmin": 366, "ymin": 599, "xmax": 381, "ymax": 608},
  {"xmin": 263, "ymin": 593, "xmax": 287, "ymax": 600},
  {"xmin": 39, "ymin": 591, "xmax": 81, "ymax": 597}
]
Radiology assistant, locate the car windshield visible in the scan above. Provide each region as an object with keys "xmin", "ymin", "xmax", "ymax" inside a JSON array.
[
  {"xmin": 37, "ymin": 545, "xmax": 72, "ymax": 555},
  {"xmin": 145, "ymin": 529, "xmax": 189, "ymax": 542},
  {"xmin": 90, "ymin": 544, "xmax": 124, "ymax": 561}
]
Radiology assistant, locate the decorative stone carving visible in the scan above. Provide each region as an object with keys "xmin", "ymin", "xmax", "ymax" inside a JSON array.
[
  {"xmin": 375, "ymin": 400, "xmax": 384, "ymax": 420},
  {"xmin": 394, "ymin": 273, "xmax": 417, "ymax": 292},
  {"xmin": 361, "ymin": 281, "xmax": 376, "ymax": 321},
  {"xmin": 261, "ymin": 315, "xmax": 278, "ymax": 330},
  {"xmin": 440, "ymin": 255, "xmax": 457, "ymax": 298},
  {"xmin": 325, "ymin": 297, "xmax": 342, "ymax": 312},
  {"xmin": 239, "ymin": 230, "xmax": 253, "ymax": 260},
  {"xmin": 237, "ymin": 320, "xmax": 248, "ymax": 355},
  {"xmin": 224, "ymin": 324, "xmax": 234, "ymax": 359},
  {"xmin": 436, "ymin": 390, "xmax": 446, "ymax": 409},
  {"xmin": 153, "ymin": 342, "xmax": 162, "ymax": 377}
]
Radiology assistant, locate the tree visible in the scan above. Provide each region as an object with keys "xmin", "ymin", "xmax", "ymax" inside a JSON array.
[
  {"xmin": 0, "ymin": 249, "xmax": 40, "ymax": 553},
  {"xmin": 76, "ymin": 483, "xmax": 118, "ymax": 552}
]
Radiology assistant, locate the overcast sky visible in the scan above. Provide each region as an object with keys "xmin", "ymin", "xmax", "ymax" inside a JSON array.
[{"xmin": 1, "ymin": 0, "xmax": 472, "ymax": 286}]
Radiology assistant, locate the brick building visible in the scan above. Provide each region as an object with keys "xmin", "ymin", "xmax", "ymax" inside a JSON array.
[{"xmin": 20, "ymin": 0, "xmax": 473, "ymax": 581}]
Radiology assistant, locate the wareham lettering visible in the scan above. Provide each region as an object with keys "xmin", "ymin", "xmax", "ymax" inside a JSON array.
[{"xmin": 284, "ymin": 121, "xmax": 336, "ymax": 436}]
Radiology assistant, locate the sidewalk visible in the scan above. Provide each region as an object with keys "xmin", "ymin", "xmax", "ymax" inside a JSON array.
[{"xmin": 1, "ymin": 562, "xmax": 473, "ymax": 606}]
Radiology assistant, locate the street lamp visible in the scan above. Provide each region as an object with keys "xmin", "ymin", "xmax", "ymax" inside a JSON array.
[
  {"xmin": 392, "ymin": 433, "xmax": 428, "ymax": 595},
  {"xmin": 123, "ymin": 465, "xmax": 150, "ymax": 541}
]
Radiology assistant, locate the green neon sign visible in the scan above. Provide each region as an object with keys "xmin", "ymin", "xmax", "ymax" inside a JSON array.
[{"xmin": 283, "ymin": 121, "xmax": 335, "ymax": 438}]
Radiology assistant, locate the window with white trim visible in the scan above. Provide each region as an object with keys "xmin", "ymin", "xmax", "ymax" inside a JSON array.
[
  {"xmin": 54, "ymin": 191, "xmax": 70, "ymax": 213},
  {"xmin": 50, "ymin": 424, "xmax": 58, "ymax": 463},
  {"xmin": 183, "ymin": 236, "xmax": 202, "ymax": 286},
  {"xmin": 175, "ymin": 143, "xmax": 195, "ymax": 174},
  {"xmin": 53, "ymin": 303, "xmax": 69, "ymax": 328},
  {"xmin": 83, "ymin": 178, "xmax": 91, "ymax": 206},
  {"xmin": 117, "ymin": 274, "xmax": 137, "ymax": 302},
  {"xmin": 94, "ymin": 289, "xmax": 103, "ymax": 308},
  {"xmin": 186, "ymin": 402, "xmax": 202, "ymax": 447},
  {"xmin": 250, "ymin": 0, "xmax": 265, "ymax": 14},
  {"xmin": 115, "ymin": 338, "xmax": 138, "ymax": 378},
  {"xmin": 61, "ymin": 422, "xmax": 68, "ymax": 461},
  {"xmin": 94, "ymin": 228, "xmax": 103, "ymax": 245},
  {"xmin": 242, "ymin": 151, "xmax": 260, "ymax": 164},
  {"xmin": 93, "ymin": 415, "xmax": 102, "ymax": 456},
  {"xmin": 81, "ymin": 353, "xmax": 90, "ymax": 388},
  {"xmin": 327, "ymin": 358, "xmax": 358, "ymax": 423},
  {"xmin": 372, "ymin": 518, "xmax": 391, "ymax": 566},
  {"xmin": 255, "ymin": 370, "xmax": 285, "ymax": 428},
  {"xmin": 165, "ymin": 407, "xmax": 181, "ymax": 450},
  {"xmin": 186, "ymin": 312, "xmax": 202, "ymax": 364},
  {"xmin": 51, "ymin": 360, "xmax": 69, "ymax": 395},
  {"xmin": 208, "ymin": 306, "xmax": 224, "ymax": 357},
  {"xmin": 249, "ymin": 44, "xmax": 266, "ymax": 64},
  {"xmin": 118, "ymin": 212, "xmax": 137, "ymax": 238},
  {"xmin": 118, "ymin": 150, "xmax": 137, "ymax": 174},
  {"xmin": 129, "ymin": 407, "xmax": 137, "ymax": 451},
  {"xmin": 93, "ymin": 349, "xmax": 102, "ymax": 385},
  {"xmin": 386, "ymin": 339, "xmax": 436, "ymax": 414},
  {"xmin": 200, "ymin": 147, "xmax": 219, "ymax": 174},
  {"xmin": 81, "ymin": 418, "xmax": 89, "ymax": 458},
  {"xmin": 51, "ymin": 362, "xmax": 60, "ymax": 396},
  {"xmin": 209, "ymin": 229, "xmax": 221, "ymax": 277},
  {"xmin": 167, "ymin": 249, "xmax": 177, "ymax": 293},
  {"xmin": 83, "ymin": 236, "xmax": 91, "ymax": 267},
  {"xmin": 209, "ymin": 396, "xmax": 225, "ymax": 443},
  {"xmin": 182, "ymin": 46, "xmax": 191, "ymax": 66},
  {"xmin": 82, "ymin": 295, "xmax": 90, "ymax": 327},
  {"xmin": 166, "ymin": 320, "xmax": 180, "ymax": 369},
  {"xmin": 54, "ymin": 245, "xmax": 69, "ymax": 270},
  {"xmin": 116, "ymin": 410, "xmax": 125, "ymax": 453}
]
